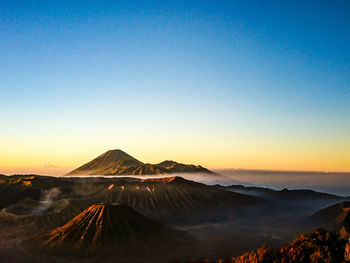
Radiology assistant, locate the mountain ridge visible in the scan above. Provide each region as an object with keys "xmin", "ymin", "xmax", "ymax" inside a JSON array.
[{"xmin": 66, "ymin": 149, "xmax": 214, "ymax": 176}]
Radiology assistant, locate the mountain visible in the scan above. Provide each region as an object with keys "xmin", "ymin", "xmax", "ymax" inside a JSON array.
[
  {"xmin": 66, "ymin": 149, "xmax": 214, "ymax": 175},
  {"xmin": 98, "ymin": 176, "xmax": 261, "ymax": 224},
  {"xmin": 0, "ymin": 174, "xmax": 262, "ymax": 227},
  {"xmin": 24, "ymin": 204, "xmax": 194, "ymax": 260},
  {"xmin": 3, "ymin": 174, "xmax": 349, "ymax": 263}
]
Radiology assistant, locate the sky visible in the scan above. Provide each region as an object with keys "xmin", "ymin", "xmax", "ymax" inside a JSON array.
[{"xmin": 1, "ymin": 0, "xmax": 350, "ymax": 175}]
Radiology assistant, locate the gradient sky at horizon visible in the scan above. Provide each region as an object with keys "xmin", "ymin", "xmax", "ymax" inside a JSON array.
[{"xmin": 1, "ymin": 0, "xmax": 350, "ymax": 175}]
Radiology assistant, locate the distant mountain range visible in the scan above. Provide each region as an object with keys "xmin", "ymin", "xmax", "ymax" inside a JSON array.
[
  {"xmin": 224, "ymin": 184, "xmax": 342, "ymax": 203},
  {"xmin": 66, "ymin": 149, "xmax": 214, "ymax": 176}
]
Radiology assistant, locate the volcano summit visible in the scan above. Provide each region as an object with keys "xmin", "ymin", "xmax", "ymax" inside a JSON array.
[{"xmin": 66, "ymin": 149, "xmax": 214, "ymax": 176}]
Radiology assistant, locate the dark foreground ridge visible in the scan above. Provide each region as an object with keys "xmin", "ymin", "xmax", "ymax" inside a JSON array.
[
  {"xmin": 66, "ymin": 149, "xmax": 214, "ymax": 175},
  {"xmin": 185, "ymin": 229, "xmax": 349, "ymax": 263}
]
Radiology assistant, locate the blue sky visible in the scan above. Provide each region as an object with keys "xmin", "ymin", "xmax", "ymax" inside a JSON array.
[{"xmin": 1, "ymin": 0, "xmax": 349, "ymax": 174}]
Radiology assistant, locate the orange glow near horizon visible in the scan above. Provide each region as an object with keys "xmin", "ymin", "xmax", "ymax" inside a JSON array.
[{"xmin": 1, "ymin": 143, "xmax": 350, "ymax": 175}]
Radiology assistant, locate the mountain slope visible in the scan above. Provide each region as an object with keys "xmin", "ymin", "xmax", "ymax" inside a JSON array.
[
  {"xmin": 66, "ymin": 149, "xmax": 214, "ymax": 175},
  {"xmin": 309, "ymin": 201, "xmax": 350, "ymax": 236},
  {"xmin": 24, "ymin": 204, "xmax": 194, "ymax": 259},
  {"xmin": 88, "ymin": 176, "xmax": 263, "ymax": 224}
]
